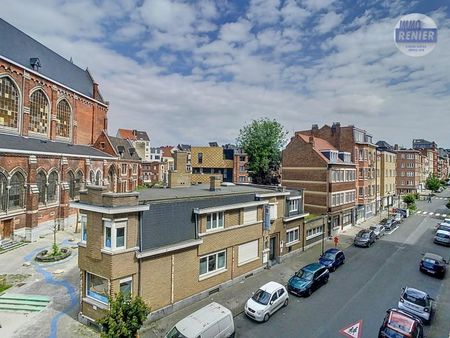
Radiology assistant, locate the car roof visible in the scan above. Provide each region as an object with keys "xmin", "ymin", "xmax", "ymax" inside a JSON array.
[
  {"xmin": 303, "ymin": 263, "xmax": 323, "ymax": 272},
  {"xmin": 436, "ymin": 229, "xmax": 450, "ymax": 235},
  {"xmin": 175, "ymin": 302, "xmax": 231, "ymax": 335},
  {"xmin": 357, "ymin": 229, "xmax": 370, "ymax": 234},
  {"xmin": 423, "ymin": 253, "xmax": 443, "ymax": 261},
  {"xmin": 324, "ymin": 248, "xmax": 340, "ymax": 254},
  {"xmin": 387, "ymin": 309, "xmax": 417, "ymax": 334},
  {"xmin": 404, "ymin": 287, "xmax": 428, "ymax": 299},
  {"xmin": 259, "ymin": 281, "xmax": 284, "ymax": 293}
]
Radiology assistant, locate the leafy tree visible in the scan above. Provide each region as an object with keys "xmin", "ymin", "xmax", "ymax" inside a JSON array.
[
  {"xmin": 98, "ymin": 292, "xmax": 150, "ymax": 338},
  {"xmin": 237, "ymin": 118, "xmax": 288, "ymax": 185},
  {"xmin": 403, "ymin": 194, "xmax": 416, "ymax": 206},
  {"xmin": 426, "ymin": 175, "xmax": 442, "ymax": 192}
]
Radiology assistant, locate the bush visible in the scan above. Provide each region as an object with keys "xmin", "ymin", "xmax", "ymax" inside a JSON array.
[
  {"xmin": 408, "ymin": 204, "xmax": 417, "ymax": 211},
  {"xmin": 98, "ymin": 292, "xmax": 150, "ymax": 338},
  {"xmin": 403, "ymin": 194, "xmax": 416, "ymax": 206}
]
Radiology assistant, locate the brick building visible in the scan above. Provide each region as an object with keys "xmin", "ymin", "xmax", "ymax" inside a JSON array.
[
  {"xmin": 413, "ymin": 139, "xmax": 438, "ymax": 177},
  {"xmin": 282, "ymin": 133, "xmax": 357, "ymax": 234},
  {"xmin": 376, "ymin": 141, "xmax": 397, "ymax": 209},
  {"xmin": 297, "ymin": 123, "xmax": 377, "ymax": 223},
  {"xmin": 395, "ymin": 147, "xmax": 421, "ymax": 195},
  {"xmin": 0, "ymin": 18, "xmax": 134, "ymax": 242},
  {"xmin": 73, "ymin": 177, "xmax": 308, "ymax": 323},
  {"xmin": 116, "ymin": 129, "xmax": 150, "ymax": 161}
]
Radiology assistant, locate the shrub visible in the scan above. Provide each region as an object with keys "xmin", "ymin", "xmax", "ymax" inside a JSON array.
[{"xmin": 403, "ymin": 194, "xmax": 416, "ymax": 206}]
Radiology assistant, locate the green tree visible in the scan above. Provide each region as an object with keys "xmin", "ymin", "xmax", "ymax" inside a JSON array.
[
  {"xmin": 98, "ymin": 292, "xmax": 150, "ymax": 338},
  {"xmin": 426, "ymin": 175, "xmax": 442, "ymax": 192},
  {"xmin": 403, "ymin": 194, "xmax": 416, "ymax": 206},
  {"xmin": 237, "ymin": 118, "xmax": 288, "ymax": 185}
]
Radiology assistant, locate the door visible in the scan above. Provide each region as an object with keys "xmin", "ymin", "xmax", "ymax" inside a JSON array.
[
  {"xmin": 269, "ymin": 291, "xmax": 280, "ymax": 314},
  {"xmin": 2, "ymin": 219, "xmax": 12, "ymax": 239},
  {"xmin": 269, "ymin": 236, "xmax": 276, "ymax": 261}
]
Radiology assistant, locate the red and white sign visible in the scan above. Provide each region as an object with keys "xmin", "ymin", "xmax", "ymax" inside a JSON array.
[{"xmin": 339, "ymin": 320, "xmax": 363, "ymax": 338}]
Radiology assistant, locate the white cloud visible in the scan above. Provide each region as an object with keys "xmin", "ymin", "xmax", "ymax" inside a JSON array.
[
  {"xmin": 316, "ymin": 11, "xmax": 344, "ymax": 34},
  {"xmin": 219, "ymin": 20, "xmax": 253, "ymax": 43},
  {"xmin": 302, "ymin": 0, "xmax": 335, "ymax": 11}
]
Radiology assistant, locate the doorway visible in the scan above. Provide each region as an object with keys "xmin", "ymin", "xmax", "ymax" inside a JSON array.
[
  {"xmin": 269, "ymin": 236, "xmax": 277, "ymax": 262},
  {"xmin": 2, "ymin": 219, "xmax": 13, "ymax": 239}
]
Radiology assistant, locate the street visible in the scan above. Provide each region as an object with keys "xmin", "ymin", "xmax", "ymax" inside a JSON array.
[{"xmin": 234, "ymin": 192, "xmax": 450, "ymax": 338}]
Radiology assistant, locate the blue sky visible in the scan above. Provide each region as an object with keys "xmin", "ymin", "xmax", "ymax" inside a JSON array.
[{"xmin": 2, "ymin": 0, "xmax": 450, "ymax": 147}]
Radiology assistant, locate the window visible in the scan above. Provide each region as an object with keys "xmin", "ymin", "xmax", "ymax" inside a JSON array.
[
  {"xmin": 29, "ymin": 90, "xmax": 49, "ymax": 134},
  {"xmin": 198, "ymin": 152, "xmax": 203, "ymax": 164},
  {"xmin": 76, "ymin": 171, "xmax": 83, "ymax": 195},
  {"xmin": 239, "ymin": 165, "xmax": 245, "ymax": 172},
  {"xmin": 86, "ymin": 272, "xmax": 109, "ymax": 304},
  {"xmin": 306, "ymin": 226, "xmax": 324, "ymax": 239},
  {"xmin": 47, "ymin": 171, "xmax": 58, "ymax": 203},
  {"xmin": 132, "ymin": 164, "xmax": 138, "ymax": 174},
  {"xmin": 0, "ymin": 77, "xmax": 20, "ymax": 130},
  {"xmin": 289, "ymin": 199, "xmax": 299, "ymax": 212},
  {"xmin": 286, "ymin": 228, "xmax": 299, "ymax": 244},
  {"xmin": 80, "ymin": 214, "xmax": 87, "ymax": 243},
  {"xmin": 8, "ymin": 172, "xmax": 25, "ymax": 210},
  {"xmin": 56, "ymin": 99, "xmax": 71, "ymax": 138},
  {"xmin": 0, "ymin": 173, "xmax": 7, "ymax": 211},
  {"xmin": 206, "ymin": 212, "xmax": 224, "ymax": 230},
  {"xmin": 121, "ymin": 164, "xmax": 127, "ymax": 175},
  {"xmin": 68, "ymin": 171, "xmax": 76, "ymax": 200},
  {"xmin": 95, "ymin": 171, "xmax": 101, "ymax": 185},
  {"xmin": 120, "ymin": 277, "xmax": 132, "ymax": 297},
  {"xmin": 103, "ymin": 219, "xmax": 127, "ymax": 251},
  {"xmin": 238, "ymin": 240, "xmax": 259, "ymax": 265},
  {"xmin": 199, "ymin": 250, "xmax": 226, "ymax": 276},
  {"xmin": 243, "ymin": 207, "xmax": 257, "ymax": 224},
  {"xmin": 36, "ymin": 171, "xmax": 46, "ymax": 205},
  {"xmin": 359, "ymin": 187, "xmax": 364, "ymax": 198},
  {"xmin": 269, "ymin": 204, "xmax": 277, "ymax": 220}
]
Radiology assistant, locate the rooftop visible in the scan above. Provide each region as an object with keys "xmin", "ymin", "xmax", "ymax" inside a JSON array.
[{"xmin": 117, "ymin": 129, "xmax": 150, "ymax": 142}]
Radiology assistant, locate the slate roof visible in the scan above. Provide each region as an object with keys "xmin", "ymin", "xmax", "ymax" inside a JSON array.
[
  {"xmin": 117, "ymin": 129, "xmax": 150, "ymax": 141},
  {"xmin": 177, "ymin": 144, "xmax": 191, "ymax": 151},
  {"xmin": 0, "ymin": 18, "xmax": 102, "ymax": 102},
  {"xmin": 107, "ymin": 135, "xmax": 142, "ymax": 161},
  {"xmin": 0, "ymin": 133, "xmax": 112, "ymax": 158}
]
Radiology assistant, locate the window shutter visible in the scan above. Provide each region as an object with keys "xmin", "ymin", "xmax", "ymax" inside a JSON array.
[
  {"xmin": 238, "ymin": 240, "xmax": 258, "ymax": 265},
  {"xmin": 244, "ymin": 207, "xmax": 257, "ymax": 224}
]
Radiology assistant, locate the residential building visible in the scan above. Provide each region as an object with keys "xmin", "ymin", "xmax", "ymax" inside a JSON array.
[
  {"xmin": 117, "ymin": 129, "xmax": 150, "ymax": 162},
  {"xmin": 0, "ymin": 18, "xmax": 129, "ymax": 242},
  {"xmin": 438, "ymin": 148, "xmax": 449, "ymax": 179},
  {"xmin": 223, "ymin": 144, "xmax": 251, "ymax": 184},
  {"xmin": 297, "ymin": 123, "xmax": 377, "ymax": 223},
  {"xmin": 282, "ymin": 133, "xmax": 357, "ymax": 235},
  {"xmin": 413, "ymin": 139, "xmax": 438, "ymax": 177},
  {"xmin": 376, "ymin": 141, "xmax": 397, "ymax": 208},
  {"xmin": 73, "ymin": 176, "xmax": 308, "ymax": 324},
  {"xmin": 149, "ymin": 147, "xmax": 163, "ymax": 162},
  {"xmin": 395, "ymin": 147, "xmax": 421, "ymax": 195}
]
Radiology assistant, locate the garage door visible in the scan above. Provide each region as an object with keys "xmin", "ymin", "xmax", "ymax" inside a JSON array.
[{"xmin": 238, "ymin": 240, "xmax": 259, "ymax": 265}]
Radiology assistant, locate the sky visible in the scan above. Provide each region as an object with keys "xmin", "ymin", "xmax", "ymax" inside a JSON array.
[{"xmin": 1, "ymin": 0, "xmax": 450, "ymax": 148}]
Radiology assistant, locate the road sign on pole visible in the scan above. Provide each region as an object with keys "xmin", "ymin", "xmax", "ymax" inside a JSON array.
[{"xmin": 339, "ymin": 320, "xmax": 362, "ymax": 338}]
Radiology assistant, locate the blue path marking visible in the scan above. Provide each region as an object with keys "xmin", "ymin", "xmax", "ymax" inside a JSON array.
[{"xmin": 23, "ymin": 240, "xmax": 79, "ymax": 338}]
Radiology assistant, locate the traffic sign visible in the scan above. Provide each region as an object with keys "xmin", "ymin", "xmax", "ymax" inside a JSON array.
[{"xmin": 339, "ymin": 320, "xmax": 362, "ymax": 338}]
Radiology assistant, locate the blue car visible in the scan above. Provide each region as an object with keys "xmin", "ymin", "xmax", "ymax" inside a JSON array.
[
  {"xmin": 319, "ymin": 248, "xmax": 345, "ymax": 272},
  {"xmin": 419, "ymin": 253, "xmax": 447, "ymax": 279},
  {"xmin": 287, "ymin": 263, "xmax": 329, "ymax": 297}
]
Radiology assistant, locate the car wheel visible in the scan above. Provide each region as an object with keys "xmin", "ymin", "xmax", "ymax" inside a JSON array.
[
  {"xmin": 330, "ymin": 266, "xmax": 336, "ymax": 272},
  {"xmin": 263, "ymin": 313, "xmax": 270, "ymax": 322},
  {"xmin": 324, "ymin": 277, "xmax": 329, "ymax": 284},
  {"xmin": 283, "ymin": 298, "xmax": 289, "ymax": 307},
  {"xmin": 305, "ymin": 288, "xmax": 312, "ymax": 297}
]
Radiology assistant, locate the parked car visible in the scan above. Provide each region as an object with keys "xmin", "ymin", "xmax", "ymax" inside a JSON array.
[
  {"xmin": 287, "ymin": 263, "xmax": 329, "ymax": 297},
  {"xmin": 395, "ymin": 208, "xmax": 409, "ymax": 218},
  {"xmin": 435, "ymin": 222, "xmax": 450, "ymax": 232},
  {"xmin": 398, "ymin": 287, "xmax": 434, "ymax": 324},
  {"xmin": 434, "ymin": 229, "xmax": 450, "ymax": 246},
  {"xmin": 354, "ymin": 229, "xmax": 376, "ymax": 247},
  {"xmin": 419, "ymin": 253, "xmax": 448, "ymax": 278},
  {"xmin": 370, "ymin": 224, "xmax": 386, "ymax": 239},
  {"xmin": 244, "ymin": 281, "xmax": 288, "ymax": 322},
  {"xmin": 319, "ymin": 248, "xmax": 345, "ymax": 272},
  {"xmin": 393, "ymin": 213, "xmax": 403, "ymax": 225},
  {"xmin": 385, "ymin": 218, "xmax": 397, "ymax": 231},
  {"xmin": 378, "ymin": 308, "xmax": 424, "ymax": 338},
  {"xmin": 165, "ymin": 302, "xmax": 235, "ymax": 338}
]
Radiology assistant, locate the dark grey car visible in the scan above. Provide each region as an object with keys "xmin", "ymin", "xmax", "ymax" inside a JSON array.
[{"xmin": 354, "ymin": 229, "xmax": 376, "ymax": 247}]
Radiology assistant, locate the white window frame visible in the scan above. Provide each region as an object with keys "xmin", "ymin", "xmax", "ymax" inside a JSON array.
[
  {"xmin": 119, "ymin": 276, "xmax": 133, "ymax": 296},
  {"xmin": 80, "ymin": 214, "xmax": 87, "ymax": 244},
  {"xmin": 206, "ymin": 212, "xmax": 224, "ymax": 231},
  {"xmin": 306, "ymin": 226, "xmax": 324, "ymax": 240},
  {"xmin": 86, "ymin": 272, "xmax": 109, "ymax": 305},
  {"xmin": 103, "ymin": 219, "xmax": 127, "ymax": 251},
  {"xmin": 286, "ymin": 227, "xmax": 299, "ymax": 245},
  {"xmin": 288, "ymin": 199, "xmax": 299, "ymax": 212},
  {"xmin": 269, "ymin": 203, "xmax": 277, "ymax": 220},
  {"xmin": 199, "ymin": 250, "xmax": 227, "ymax": 279}
]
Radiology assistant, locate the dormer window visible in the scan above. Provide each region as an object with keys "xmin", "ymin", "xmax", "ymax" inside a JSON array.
[
  {"xmin": 30, "ymin": 57, "xmax": 41, "ymax": 71},
  {"xmin": 329, "ymin": 151, "xmax": 338, "ymax": 163}
]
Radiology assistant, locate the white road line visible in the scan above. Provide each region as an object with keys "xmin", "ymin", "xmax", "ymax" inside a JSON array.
[
  {"xmin": 429, "ymin": 212, "xmax": 434, "ymax": 216},
  {"xmin": 443, "ymin": 214, "xmax": 447, "ymax": 217},
  {"xmin": 436, "ymin": 213, "xmax": 441, "ymax": 216},
  {"xmin": 422, "ymin": 212, "xmax": 428, "ymax": 215},
  {"xmin": 417, "ymin": 211, "xmax": 422, "ymax": 214}
]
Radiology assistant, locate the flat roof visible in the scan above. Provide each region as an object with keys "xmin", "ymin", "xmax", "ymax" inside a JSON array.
[{"xmin": 138, "ymin": 184, "xmax": 282, "ymax": 202}]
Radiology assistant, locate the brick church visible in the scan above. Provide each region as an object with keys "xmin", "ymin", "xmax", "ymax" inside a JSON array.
[{"xmin": 0, "ymin": 18, "xmax": 141, "ymax": 242}]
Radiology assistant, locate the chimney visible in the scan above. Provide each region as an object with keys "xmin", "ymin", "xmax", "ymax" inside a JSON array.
[
  {"xmin": 93, "ymin": 82, "xmax": 99, "ymax": 99},
  {"xmin": 311, "ymin": 124, "xmax": 319, "ymax": 135},
  {"xmin": 210, "ymin": 175, "xmax": 222, "ymax": 191},
  {"xmin": 331, "ymin": 122, "xmax": 341, "ymax": 134},
  {"xmin": 309, "ymin": 135, "xmax": 315, "ymax": 148},
  {"xmin": 394, "ymin": 144, "xmax": 399, "ymax": 151}
]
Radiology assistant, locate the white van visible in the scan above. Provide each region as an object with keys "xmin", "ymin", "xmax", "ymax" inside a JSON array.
[{"xmin": 165, "ymin": 302, "xmax": 235, "ymax": 338}]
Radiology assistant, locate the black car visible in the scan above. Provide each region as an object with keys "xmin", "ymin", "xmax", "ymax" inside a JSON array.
[
  {"xmin": 419, "ymin": 253, "xmax": 447, "ymax": 278},
  {"xmin": 354, "ymin": 229, "xmax": 376, "ymax": 247},
  {"xmin": 287, "ymin": 263, "xmax": 329, "ymax": 297},
  {"xmin": 319, "ymin": 248, "xmax": 345, "ymax": 272},
  {"xmin": 378, "ymin": 308, "xmax": 424, "ymax": 338}
]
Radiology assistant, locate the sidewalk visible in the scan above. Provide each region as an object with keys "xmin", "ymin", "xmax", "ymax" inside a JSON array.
[{"xmin": 140, "ymin": 211, "xmax": 388, "ymax": 338}]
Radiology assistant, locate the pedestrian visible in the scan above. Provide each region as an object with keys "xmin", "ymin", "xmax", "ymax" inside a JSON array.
[{"xmin": 428, "ymin": 194, "xmax": 432, "ymax": 203}]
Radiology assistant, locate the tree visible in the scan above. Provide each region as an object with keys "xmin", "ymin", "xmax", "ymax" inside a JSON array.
[
  {"xmin": 98, "ymin": 292, "xmax": 150, "ymax": 338},
  {"xmin": 237, "ymin": 118, "xmax": 288, "ymax": 185},
  {"xmin": 403, "ymin": 194, "xmax": 416, "ymax": 206},
  {"xmin": 426, "ymin": 175, "xmax": 442, "ymax": 192}
]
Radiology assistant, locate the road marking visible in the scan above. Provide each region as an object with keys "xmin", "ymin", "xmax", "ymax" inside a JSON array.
[
  {"xmin": 429, "ymin": 212, "xmax": 434, "ymax": 216},
  {"xmin": 422, "ymin": 212, "xmax": 428, "ymax": 215},
  {"xmin": 339, "ymin": 320, "xmax": 363, "ymax": 338},
  {"xmin": 417, "ymin": 211, "xmax": 422, "ymax": 214},
  {"xmin": 443, "ymin": 214, "xmax": 447, "ymax": 217},
  {"xmin": 436, "ymin": 213, "xmax": 441, "ymax": 216},
  {"xmin": 386, "ymin": 226, "xmax": 399, "ymax": 235}
]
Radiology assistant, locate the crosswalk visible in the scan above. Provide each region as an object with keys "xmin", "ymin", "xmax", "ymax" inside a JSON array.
[
  {"xmin": 433, "ymin": 197, "xmax": 449, "ymax": 200},
  {"xmin": 416, "ymin": 210, "xmax": 448, "ymax": 218}
]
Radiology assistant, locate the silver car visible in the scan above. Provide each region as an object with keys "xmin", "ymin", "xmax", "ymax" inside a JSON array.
[
  {"xmin": 398, "ymin": 287, "xmax": 434, "ymax": 324},
  {"xmin": 245, "ymin": 281, "xmax": 289, "ymax": 322},
  {"xmin": 370, "ymin": 224, "xmax": 385, "ymax": 239},
  {"xmin": 434, "ymin": 229, "xmax": 450, "ymax": 246}
]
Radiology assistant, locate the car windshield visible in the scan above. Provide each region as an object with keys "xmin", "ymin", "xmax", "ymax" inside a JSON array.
[
  {"xmin": 423, "ymin": 258, "xmax": 438, "ymax": 265},
  {"xmin": 296, "ymin": 269, "xmax": 314, "ymax": 281},
  {"xmin": 360, "ymin": 232, "xmax": 370, "ymax": 239},
  {"xmin": 370, "ymin": 226, "xmax": 377, "ymax": 231},
  {"xmin": 166, "ymin": 326, "xmax": 188, "ymax": 338},
  {"xmin": 252, "ymin": 289, "xmax": 271, "ymax": 305},
  {"xmin": 436, "ymin": 233, "xmax": 450, "ymax": 238},
  {"xmin": 381, "ymin": 327, "xmax": 407, "ymax": 338},
  {"xmin": 404, "ymin": 293, "xmax": 427, "ymax": 307},
  {"xmin": 439, "ymin": 225, "xmax": 450, "ymax": 232},
  {"xmin": 322, "ymin": 252, "xmax": 335, "ymax": 260}
]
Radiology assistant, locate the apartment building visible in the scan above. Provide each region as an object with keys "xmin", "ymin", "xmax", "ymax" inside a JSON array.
[
  {"xmin": 376, "ymin": 141, "xmax": 397, "ymax": 209},
  {"xmin": 116, "ymin": 129, "xmax": 150, "ymax": 162},
  {"xmin": 413, "ymin": 139, "xmax": 438, "ymax": 177},
  {"xmin": 297, "ymin": 123, "xmax": 377, "ymax": 223},
  {"xmin": 282, "ymin": 133, "xmax": 357, "ymax": 234},
  {"xmin": 395, "ymin": 148, "xmax": 421, "ymax": 194},
  {"xmin": 73, "ymin": 175, "xmax": 308, "ymax": 324}
]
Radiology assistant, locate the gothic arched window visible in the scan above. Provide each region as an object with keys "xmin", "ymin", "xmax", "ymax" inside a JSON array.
[
  {"xmin": 0, "ymin": 77, "xmax": 20, "ymax": 130},
  {"xmin": 47, "ymin": 171, "xmax": 58, "ymax": 203},
  {"xmin": 9, "ymin": 172, "xmax": 25, "ymax": 209},
  {"xmin": 56, "ymin": 99, "xmax": 71, "ymax": 138},
  {"xmin": 36, "ymin": 171, "xmax": 46, "ymax": 204},
  {"xmin": 29, "ymin": 90, "xmax": 49, "ymax": 134}
]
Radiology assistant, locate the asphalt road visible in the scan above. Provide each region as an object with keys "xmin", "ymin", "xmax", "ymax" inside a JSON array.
[{"xmin": 234, "ymin": 192, "xmax": 450, "ymax": 338}]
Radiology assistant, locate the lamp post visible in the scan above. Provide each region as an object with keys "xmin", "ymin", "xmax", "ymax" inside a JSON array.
[{"xmin": 321, "ymin": 215, "xmax": 325, "ymax": 255}]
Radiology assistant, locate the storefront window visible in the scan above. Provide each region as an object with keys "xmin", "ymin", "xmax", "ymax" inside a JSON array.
[{"xmin": 86, "ymin": 273, "xmax": 109, "ymax": 304}]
